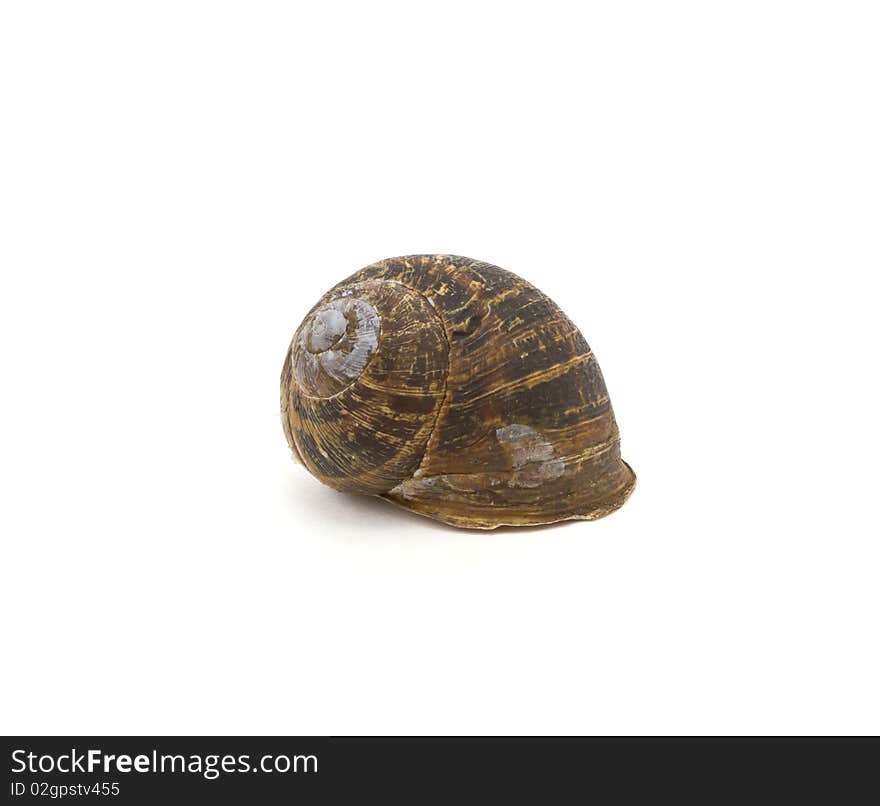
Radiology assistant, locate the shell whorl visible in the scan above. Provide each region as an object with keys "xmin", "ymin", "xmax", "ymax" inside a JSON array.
[
  {"xmin": 292, "ymin": 296, "xmax": 380, "ymax": 398},
  {"xmin": 282, "ymin": 278, "xmax": 448, "ymax": 495}
]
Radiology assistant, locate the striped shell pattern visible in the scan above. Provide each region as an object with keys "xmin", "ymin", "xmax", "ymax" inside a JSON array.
[{"xmin": 281, "ymin": 255, "xmax": 635, "ymax": 529}]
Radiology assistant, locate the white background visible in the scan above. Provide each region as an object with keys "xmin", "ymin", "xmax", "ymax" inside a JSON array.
[{"xmin": 1, "ymin": 1, "xmax": 878, "ymax": 735}]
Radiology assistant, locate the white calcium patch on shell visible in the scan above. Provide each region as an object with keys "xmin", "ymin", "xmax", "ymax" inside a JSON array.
[
  {"xmin": 293, "ymin": 297, "xmax": 380, "ymax": 396},
  {"xmin": 307, "ymin": 308, "xmax": 348, "ymax": 352},
  {"xmin": 495, "ymin": 423, "xmax": 565, "ymax": 488},
  {"xmin": 391, "ymin": 424, "xmax": 566, "ymax": 499}
]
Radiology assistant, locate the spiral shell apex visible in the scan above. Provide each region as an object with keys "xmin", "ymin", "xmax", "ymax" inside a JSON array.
[{"xmin": 281, "ymin": 255, "xmax": 635, "ymax": 529}]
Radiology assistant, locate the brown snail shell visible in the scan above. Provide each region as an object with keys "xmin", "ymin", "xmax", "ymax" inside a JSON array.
[{"xmin": 281, "ymin": 255, "xmax": 635, "ymax": 529}]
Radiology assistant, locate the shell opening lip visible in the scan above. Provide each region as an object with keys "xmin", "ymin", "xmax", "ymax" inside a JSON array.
[{"xmin": 381, "ymin": 463, "xmax": 637, "ymax": 530}]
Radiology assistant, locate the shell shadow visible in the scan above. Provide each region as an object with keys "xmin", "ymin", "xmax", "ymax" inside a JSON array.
[{"xmin": 290, "ymin": 476, "xmax": 581, "ymax": 536}]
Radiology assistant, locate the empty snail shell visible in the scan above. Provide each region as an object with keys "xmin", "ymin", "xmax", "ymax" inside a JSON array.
[{"xmin": 281, "ymin": 255, "xmax": 635, "ymax": 529}]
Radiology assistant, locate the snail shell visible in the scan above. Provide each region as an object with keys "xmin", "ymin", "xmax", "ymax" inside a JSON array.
[{"xmin": 281, "ymin": 255, "xmax": 635, "ymax": 529}]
